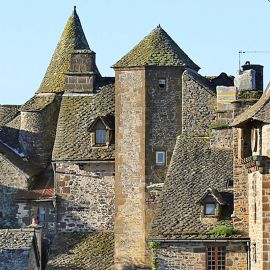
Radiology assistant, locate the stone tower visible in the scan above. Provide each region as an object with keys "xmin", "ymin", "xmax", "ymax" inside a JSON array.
[
  {"xmin": 19, "ymin": 7, "xmax": 93, "ymax": 167},
  {"xmin": 113, "ymin": 26, "xmax": 199, "ymax": 269}
]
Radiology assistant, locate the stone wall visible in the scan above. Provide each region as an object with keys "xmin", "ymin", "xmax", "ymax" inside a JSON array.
[
  {"xmin": 156, "ymin": 242, "xmax": 205, "ymax": 270},
  {"xmin": 182, "ymin": 70, "xmax": 216, "ymax": 137},
  {"xmin": 233, "ymin": 128, "xmax": 249, "ymax": 233},
  {"xmin": 210, "ymin": 128, "xmax": 233, "ymax": 149},
  {"xmin": 145, "ymin": 66, "xmax": 184, "ymax": 247},
  {"xmin": 247, "ymin": 168, "xmax": 270, "ymax": 270},
  {"xmin": 248, "ymin": 171, "xmax": 263, "ymax": 270},
  {"xmin": 145, "ymin": 66, "xmax": 184, "ymax": 185},
  {"xmin": 0, "ymin": 155, "xmax": 28, "ymax": 228},
  {"xmin": 17, "ymin": 201, "xmax": 56, "ymax": 241},
  {"xmin": 155, "ymin": 242, "xmax": 247, "ymax": 270},
  {"xmin": 28, "ymin": 246, "xmax": 39, "ymax": 270},
  {"xmin": 55, "ymin": 161, "xmax": 114, "ymax": 232},
  {"xmin": 115, "ymin": 68, "xmax": 147, "ymax": 269},
  {"xmin": 262, "ymin": 124, "xmax": 270, "ymax": 157}
]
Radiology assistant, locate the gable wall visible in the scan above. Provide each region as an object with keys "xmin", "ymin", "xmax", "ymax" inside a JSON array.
[{"xmin": 182, "ymin": 73, "xmax": 216, "ymax": 137}]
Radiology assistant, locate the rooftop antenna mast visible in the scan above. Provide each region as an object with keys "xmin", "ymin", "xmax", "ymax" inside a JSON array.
[{"xmin": 238, "ymin": 50, "xmax": 270, "ymax": 70}]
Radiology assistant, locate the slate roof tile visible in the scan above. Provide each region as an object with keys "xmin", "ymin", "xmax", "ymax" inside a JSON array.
[
  {"xmin": 20, "ymin": 94, "xmax": 57, "ymax": 112},
  {"xmin": 52, "ymin": 84, "xmax": 115, "ymax": 161},
  {"xmin": 0, "ymin": 229, "xmax": 35, "ymax": 250},
  {"xmin": 0, "ymin": 105, "xmax": 20, "ymax": 125},
  {"xmin": 150, "ymin": 136, "xmax": 236, "ymax": 240},
  {"xmin": 37, "ymin": 8, "xmax": 96, "ymax": 93},
  {"xmin": 46, "ymin": 231, "xmax": 114, "ymax": 270},
  {"xmin": 113, "ymin": 26, "xmax": 200, "ymax": 70}
]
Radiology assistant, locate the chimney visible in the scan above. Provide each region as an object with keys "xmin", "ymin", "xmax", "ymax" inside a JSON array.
[{"xmin": 242, "ymin": 61, "xmax": 264, "ymax": 91}]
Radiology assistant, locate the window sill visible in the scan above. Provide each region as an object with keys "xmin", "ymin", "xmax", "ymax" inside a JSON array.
[{"xmin": 92, "ymin": 144, "xmax": 108, "ymax": 148}]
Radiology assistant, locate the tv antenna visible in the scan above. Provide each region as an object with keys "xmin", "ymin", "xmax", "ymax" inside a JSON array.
[{"xmin": 238, "ymin": 50, "xmax": 270, "ymax": 70}]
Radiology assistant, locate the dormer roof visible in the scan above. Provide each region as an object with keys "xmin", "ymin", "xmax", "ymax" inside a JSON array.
[
  {"xmin": 88, "ymin": 114, "xmax": 115, "ymax": 132},
  {"xmin": 37, "ymin": 7, "xmax": 93, "ymax": 94},
  {"xmin": 196, "ymin": 188, "xmax": 226, "ymax": 205},
  {"xmin": 112, "ymin": 25, "xmax": 200, "ymax": 70}
]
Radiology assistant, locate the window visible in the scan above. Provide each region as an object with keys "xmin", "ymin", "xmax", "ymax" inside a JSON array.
[
  {"xmin": 96, "ymin": 129, "xmax": 106, "ymax": 144},
  {"xmin": 205, "ymin": 203, "xmax": 216, "ymax": 215},
  {"xmin": 158, "ymin": 79, "xmax": 166, "ymax": 89},
  {"xmin": 226, "ymin": 179, "xmax": 234, "ymax": 189},
  {"xmin": 156, "ymin": 151, "xmax": 166, "ymax": 165},
  {"xmin": 38, "ymin": 207, "xmax": 46, "ymax": 225},
  {"xmin": 207, "ymin": 246, "xmax": 226, "ymax": 270}
]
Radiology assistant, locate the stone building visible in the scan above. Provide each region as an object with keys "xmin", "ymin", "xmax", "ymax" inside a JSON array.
[
  {"xmin": 0, "ymin": 228, "xmax": 41, "ymax": 270},
  {"xmin": 0, "ymin": 5, "xmax": 269, "ymax": 270}
]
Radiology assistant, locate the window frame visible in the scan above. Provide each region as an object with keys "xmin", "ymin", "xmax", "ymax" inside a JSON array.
[
  {"xmin": 156, "ymin": 151, "xmax": 166, "ymax": 166},
  {"xmin": 207, "ymin": 246, "xmax": 226, "ymax": 270}
]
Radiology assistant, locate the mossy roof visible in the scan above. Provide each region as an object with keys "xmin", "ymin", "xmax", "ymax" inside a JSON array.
[
  {"xmin": 46, "ymin": 231, "xmax": 114, "ymax": 270},
  {"xmin": 113, "ymin": 26, "xmax": 200, "ymax": 70},
  {"xmin": 231, "ymin": 91, "xmax": 270, "ymax": 127},
  {"xmin": 0, "ymin": 142, "xmax": 41, "ymax": 177},
  {"xmin": 20, "ymin": 94, "xmax": 57, "ymax": 112},
  {"xmin": 150, "ymin": 136, "xmax": 235, "ymax": 240},
  {"xmin": 52, "ymin": 83, "xmax": 115, "ymax": 161},
  {"xmin": 37, "ymin": 8, "xmax": 91, "ymax": 93},
  {"xmin": 0, "ymin": 105, "xmax": 20, "ymax": 125}
]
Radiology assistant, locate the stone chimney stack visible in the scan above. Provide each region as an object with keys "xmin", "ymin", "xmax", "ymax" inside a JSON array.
[{"xmin": 242, "ymin": 61, "xmax": 264, "ymax": 91}]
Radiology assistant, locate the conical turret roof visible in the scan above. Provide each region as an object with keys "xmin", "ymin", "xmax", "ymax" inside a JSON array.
[
  {"xmin": 113, "ymin": 25, "xmax": 200, "ymax": 70},
  {"xmin": 37, "ymin": 7, "xmax": 91, "ymax": 93}
]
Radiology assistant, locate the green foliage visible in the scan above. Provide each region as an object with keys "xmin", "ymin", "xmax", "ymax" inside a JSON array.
[
  {"xmin": 209, "ymin": 226, "xmax": 238, "ymax": 237},
  {"xmin": 148, "ymin": 242, "xmax": 160, "ymax": 270},
  {"xmin": 211, "ymin": 120, "xmax": 229, "ymax": 129}
]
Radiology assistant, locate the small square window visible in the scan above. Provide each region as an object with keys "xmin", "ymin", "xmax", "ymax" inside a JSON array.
[
  {"xmin": 96, "ymin": 129, "xmax": 106, "ymax": 144},
  {"xmin": 159, "ymin": 79, "xmax": 166, "ymax": 88},
  {"xmin": 156, "ymin": 151, "xmax": 166, "ymax": 165},
  {"xmin": 205, "ymin": 203, "xmax": 216, "ymax": 215}
]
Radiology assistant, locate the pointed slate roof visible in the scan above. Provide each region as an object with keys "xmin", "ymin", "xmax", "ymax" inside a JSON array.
[
  {"xmin": 113, "ymin": 25, "xmax": 200, "ymax": 70},
  {"xmin": 231, "ymin": 91, "xmax": 270, "ymax": 127},
  {"xmin": 37, "ymin": 7, "xmax": 91, "ymax": 93}
]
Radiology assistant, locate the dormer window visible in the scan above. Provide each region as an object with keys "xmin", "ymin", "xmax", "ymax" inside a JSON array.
[
  {"xmin": 96, "ymin": 129, "xmax": 106, "ymax": 145},
  {"xmin": 159, "ymin": 79, "xmax": 166, "ymax": 89},
  {"xmin": 205, "ymin": 203, "xmax": 216, "ymax": 215},
  {"xmin": 196, "ymin": 188, "xmax": 227, "ymax": 224},
  {"xmin": 88, "ymin": 114, "xmax": 115, "ymax": 147}
]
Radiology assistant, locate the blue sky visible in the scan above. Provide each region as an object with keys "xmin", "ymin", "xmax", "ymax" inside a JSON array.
[{"xmin": 1, "ymin": 0, "xmax": 270, "ymax": 104}]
